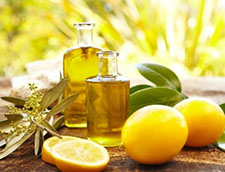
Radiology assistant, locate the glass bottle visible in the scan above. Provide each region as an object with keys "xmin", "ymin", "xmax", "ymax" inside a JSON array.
[
  {"xmin": 63, "ymin": 22, "xmax": 101, "ymax": 128},
  {"xmin": 86, "ymin": 51, "xmax": 130, "ymax": 147}
]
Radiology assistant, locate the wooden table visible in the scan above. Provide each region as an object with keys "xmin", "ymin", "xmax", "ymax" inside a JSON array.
[{"xmin": 0, "ymin": 77, "xmax": 225, "ymax": 172}]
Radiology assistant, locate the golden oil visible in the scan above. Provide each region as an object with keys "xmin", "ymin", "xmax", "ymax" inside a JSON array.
[
  {"xmin": 86, "ymin": 51, "xmax": 130, "ymax": 147},
  {"xmin": 63, "ymin": 22, "xmax": 101, "ymax": 128}
]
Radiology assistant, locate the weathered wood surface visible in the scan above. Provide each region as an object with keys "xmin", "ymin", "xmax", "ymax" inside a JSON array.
[{"xmin": 0, "ymin": 77, "xmax": 225, "ymax": 172}]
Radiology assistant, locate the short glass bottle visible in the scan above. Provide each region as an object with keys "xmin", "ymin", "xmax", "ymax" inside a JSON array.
[
  {"xmin": 86, "ymin": 51, "xmax": 130, "ymax": 147},
  {"xmin": 63, "ymin": 22, "xmax": 102, "ymax": 128}
]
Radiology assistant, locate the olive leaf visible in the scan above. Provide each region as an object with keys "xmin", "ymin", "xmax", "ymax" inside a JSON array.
[
  {"xmin": 129, "ymin": 87, "xmax": 184, "ymax": 115},
  {"xmin": 3, "ymin": 121, "xmax": 31, "ymax": 149},
  {"xmin": 0, "ymin": 78, "xmax": 79, "ymax": 159},
  {"xmin": 31, "ymin": 118, "xmax": 61, "ymax": 138},
  {"xmin": 42, "ymin": 116, "xmax": 54, "ymax": 136},
  {"xmin": 34, "ymin": 128, "xmax": 44, "ymax": 156},
  {"xmin": 136, "ymin": 63, "xmax": 182, "ymax": 92},
  {"xmin": 215, "ymin": 103, "xmax": 225, "ymax": 151},
  {"xmin": 4, "ymin": 114, "xmax": 23, "ymax": 122},
  {"xmin": 57, "ymin": 93, "xmax": 63, "ymax": 106},
  {"xmin": 0, "ymin": 120, "xmax": 13, "ymax": 131},
  {"xmin": 46, "ymin": 92, "xmax": 79, "ymax": 119},
  {"xmin": 59, "ymin": 72, "xmax": 63, "ymax": 81},
  {"xmin": 0, "ymin": 131, "xmax": 34, "ymax": 160},
  {"xmin": 1, "ymin": 96, "xmax": 26, "ymax": 106},
  {"xmin": 0, "ymin": 119, "xmax": 28, "ymax": 148},
  {"xmin": 53, "ymin": 116, "xmax": 64, "ymax": 130},
  {"xmin": 130, "ymin": 84, "xmax": 152, "ymax": 95},
  {"xmin": 0, "ymin": 114, "xmax": 23, "ymax": 131},
  {"xmin": 39, "ymin": 78, "xmax": 67, "ymax": 111},
  {"xmin": 2, "ymin": 133, "xmax": 25, "ymax": 150},
  {"xmin": 0, "ymin": 140, "xmax": 6, "ymax": 147}
]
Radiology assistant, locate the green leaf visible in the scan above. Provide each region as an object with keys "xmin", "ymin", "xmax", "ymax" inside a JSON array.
[
  {"xmin": 215, "ymin": 131, "xmax": 225, "ymax": 151},
  {"xmin": 216, "ymin": 103, "xmax": 225, "ymax": 151},
  {"xmin": 136, "ymin": 63, "xmax": 182, "ymax": 92},
  {"xmin": 4, "ymin": 114, "xmax": 23, "ymax": 122},
  {"xmin": 130, "ymin": 84, "xmax": 152, "ymax": 95},
  {"xmin": 53, "ymin": 116, "xmax": 64, "ymax": 130},
  {"xmin": 3, "ymin": 122, "xmax": 32, "ymax": 149},
  {"xmin": 1, "ymin": 96, "xmax": 25, "ymax": 106},
  {"xmin": 42, "ymin": 120, "xmax": 58, "ymax": 133},
  {"xmin": 39, "ymin": 78, "xmax": 68, "ymax": 111},
  {"xmin": 34, "ymin": 128, "xmax": 44, "ymax": 156},
  {"xmin": 181, "ymin": 93, "xmax": 189, "ymax": 99},
  {"xmin": 59, "ymin": 71, "xmax": 63, "ymax": 81},
  {"xmin": 0, "ymin": 140, "xmax": 6, "ymax": 147},
  {"xmin": 46, "ymin": 92, "xmax": 79, "ymax": 119},
  {"xmin": 220, "ymin": 103, "xmax": 225, "ymax": 113},
  {"xmin": 0, "ymin": 114, "xmax": 23, "ymax": 131},
  {"xmin": 129, "ymin": 87, "xmax": 184, "ymax": 115},
  {"xmin": 57, "ymin": 94, "xmax": 63, "ymax": 106},
  {"xmin": 4, "ymin": 133, "xmax": 25, "ymax": 149},
  {"xmin": 31, "ymin": 118, "xmax": 61, "ymax": 138},
  {"xmin": 0, "ymin": 120, "xmax": 12, "ymax": 131},
  {"xmin": 0, "ymin": 131, "xmax": 34, "ymax": 160},
  {"xmin": 43, "ymin": 116, "xmax": 54, "ymax": 136}
]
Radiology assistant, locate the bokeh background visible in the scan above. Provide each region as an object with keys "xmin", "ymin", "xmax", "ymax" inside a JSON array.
[{"xmin": 0, "ymin": 0, "xmax": 225, "ymax": 78}]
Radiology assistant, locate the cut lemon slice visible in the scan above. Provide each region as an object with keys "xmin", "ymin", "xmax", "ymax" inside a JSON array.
[
  {"xmin": 51, "ymin": 139, "xmax": 109, "ymax": 172},
  {"xmin": 42, "ymin": 136, "xmax": 80, "ymax": 164}
]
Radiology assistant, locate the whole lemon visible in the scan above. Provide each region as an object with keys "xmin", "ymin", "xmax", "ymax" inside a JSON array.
[
  {"xmin": 174, "ymin": 98, "xmax": 225, "ymax": 147},
  {"xmin": 121, "ymin": 105, "xmax": 188, "ymax": 165}
]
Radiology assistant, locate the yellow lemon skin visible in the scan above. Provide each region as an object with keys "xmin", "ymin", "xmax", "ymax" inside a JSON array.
[
  {"xmin": 174, "ymin": 98, "xmax": 225, "ymax": 147},
  {"xmin": 122, "ymin": 105, "xmax": 188, "ymax": 165},
  {"xmin": 42, "ymin": 136, "xmax": 80, "ymax": 164}
]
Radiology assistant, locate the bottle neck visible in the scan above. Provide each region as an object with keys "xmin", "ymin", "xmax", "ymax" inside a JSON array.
[
  {"xmin": 98, "ymin": 51, "xmax": 118, "ymax": 77},
  {"xmin": 77, "ymin": 28, "xmax": 93, "ymax": 46}
]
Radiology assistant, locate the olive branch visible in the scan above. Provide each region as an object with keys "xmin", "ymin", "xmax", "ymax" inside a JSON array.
[{"xmin": 0, "ymin": 78, "xmax": 79, "ymax": 159}]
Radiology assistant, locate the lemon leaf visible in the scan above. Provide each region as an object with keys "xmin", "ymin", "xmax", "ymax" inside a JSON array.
[
  {"xmin": 215, "ymin": 103, "xmax": 225, "ymax": 151},
  {"xmin": 39, "ymin": 78, "xmax": 67, "ymax": 111},
  {"xmin": 130, "ymin": 84, "xmax": 152, "ymax": 95},
  {"xmin": 129, "ymin": 87, "xmax": 184, "ymax": 115},
  {"xmin": 136, "ymin": 63, "xmax": 182, "ymax": 92},
  {"xmin": 219, "ymin": 103, "xmax": 225, "ymax": 113},
  {"xmin": 215, "ymin": 131, "xmax": 225, "ymax": 151}
]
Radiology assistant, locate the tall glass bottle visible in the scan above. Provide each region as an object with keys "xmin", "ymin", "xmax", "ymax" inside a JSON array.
[
  {"xmin": 86, "ymin": 51, "xmax": 130, "ymax": 147},
  {"xmin": 63, "ymin": 22, "xmax": 101, "ymax": 128}
]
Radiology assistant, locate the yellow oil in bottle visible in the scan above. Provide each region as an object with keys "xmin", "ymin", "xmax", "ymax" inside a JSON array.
[
  {"xmin": 63, "ymin": 46, "xmax": 101, "ymax": 128},
  {"xmin": 86, "ymin": 80, "xmax": 129, "ymax": 147},
  {"xmin": 63, "ymin": 22, "xmax": 101, "ymax": 128},
  {"xmin": 86, "ymin": 51, "xmax": 130, "ymax": 147}
]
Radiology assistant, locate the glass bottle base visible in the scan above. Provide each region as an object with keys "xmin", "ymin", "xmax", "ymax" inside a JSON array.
[
  {"xmin": 87, "ymin": 137, "xmax": 122, "ymax": 147},
  {"xmin": 65, "ymin": 122, "xmax": 87, "ymax": 128},
  {"xmin": 64, "ymin": 112, "xmax": 87, "ymax": 128}
]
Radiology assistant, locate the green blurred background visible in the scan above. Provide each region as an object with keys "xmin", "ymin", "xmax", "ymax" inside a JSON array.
[{"xmin": 0, "ymin": 0, "xmax": 225, "ymax": 77}]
